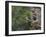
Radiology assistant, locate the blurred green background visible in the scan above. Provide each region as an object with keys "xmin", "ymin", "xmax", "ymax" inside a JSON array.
[{"xmin": 12, "ymin": 6, "xmax": 32, "ymax": 31}]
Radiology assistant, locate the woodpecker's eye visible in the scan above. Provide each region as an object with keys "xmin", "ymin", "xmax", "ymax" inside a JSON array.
[{"xmin": 33, "ymin": 16, "xmax": 36, "ymax": 20}]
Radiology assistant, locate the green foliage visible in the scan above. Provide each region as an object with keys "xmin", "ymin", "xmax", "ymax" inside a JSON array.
[{"xmin": 12, "ymin": 6, "xmax": 32, "ymax": 31}]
